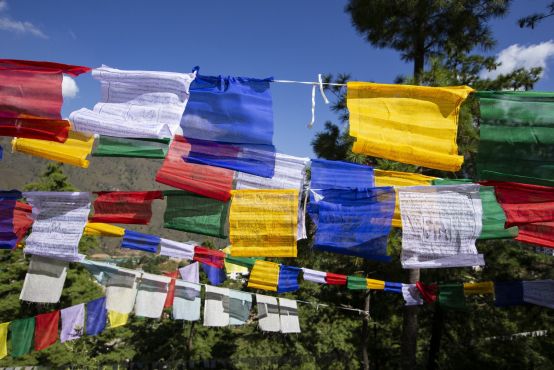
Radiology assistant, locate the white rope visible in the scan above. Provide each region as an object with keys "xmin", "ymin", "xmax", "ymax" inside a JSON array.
[{"xmin": 272, "ymin": 79, "xmax": 346, "ymax": 87}]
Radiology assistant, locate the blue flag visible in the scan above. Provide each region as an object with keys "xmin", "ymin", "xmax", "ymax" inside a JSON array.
[
  {"xmin": 494, "ymin": 281, "xmax": 524, "ymax": 307},
  {"xmin": 86, "ymin": 297, "xmax": 107, "ymax": 336},
  {"xmin": 201, "ymin": 263, "xmax": 226, "ymax": 286},
  {"xmin": 0, "ymin": 190, "xmax": 22, "ymax": 249},
  {"xmin": 277, "ymin": 265, "xmax": 301, "ymax": 293},
  {"xmin": 310, "ymin": 159, "xmax": 374, "ymax": 190},
  {"xmin": 121, "ymin": 230, "xmax": 160, "ymax": 253}
]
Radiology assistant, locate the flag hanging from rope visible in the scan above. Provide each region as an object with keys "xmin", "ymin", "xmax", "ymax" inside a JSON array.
[{"xmin": 90, "ymin": 191, "xmax": 163, "ymax": 224}]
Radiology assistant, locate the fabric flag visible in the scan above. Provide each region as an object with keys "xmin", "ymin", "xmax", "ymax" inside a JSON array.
[
  {"xmin": 12, "ymin": 131, "xmax": 95, "ymax": 168},
  {"xmin": 159, "ymin": 238, "xmax": 195, "ymax": 260},
  {"xmin": 229, "ymin": 189, "xmax": 298, "ymax": 257},
  {"xmin": 23, "ymin": 191, "xmax": 90, "ymax": 261},
  {"xmin": 10, "ymin": 317, "xmax": 35, "ymax": 357},
  {"xmin": 235, "ymin": 153, "xmax": 309, "ymax": 240},
  {"xmin": 86, "ymin": 297, "xmax": 107, "ymax": 336},
  {"xmin": 193, "ymin": 246, "xmax": 225, "ymax": 268},
  {"xmin": 522, "ymin": 280, "xmax": 554, "ymax": 309},
  {"xmin": 134, "ymin": 273, "xmax": 171, "ymax": 318},
  {"xmin": 121, "ymin": 230, "xmax": 160, "ymax": 253},
  {"xmin": 0, "ymin": 322, "xmax": 8, "ymax": 359},
  {"xmin": 80, "ymin": 259, "xmax": 116, "ymax": 285},
  {"xmin": 90, "ymin": 191, "xmax": 163, "ymax": 224},
  {"xmin": 181, "ymin": 75, "xmax": 276, "ymax": 177},
  {"xmin": 105, "ymin": 267, "xmax": 140, "ymax": 314},
  {"xmin": 93, "ymin": 136, "xmax": 169, "ymax": 158},
  {"xmin": 463, "ymin": 281, "xmax": 494, "ymax": 295},
  {"xmin": 202, "ymin": 263, "xmax": 226, "ymax": 286},
  {"xmin": 402, "ymin": 284, "xmax": 424, "ymax": 306},
  {"xmin": 248, "ymin": 260, "xmax": 280, "ymax": 291},
  {"xmin": 476, "ymin": 91, "xmax": 554, "ymax": 186},
  {"xmin": 277, "ymin": 265, "xmax": 301, "ymax": 293},
  {"xmin": 108, "ymin": 311, "xmax": 128, "ymax": 328},
  {"xmin": 383, "ymin": 281, "xmax": 401, "ymax": 293},
  {"xmin": 223, "ymin": 246, "xmax": 250, "ymax": 276},
  {"xmin": 483, "ymin": 181, "xmax": 554, "ymax": 248},
  {"xmin": 179, "ymin": 262, "xmax": 200, "ymax": 284},
  {"xmin": 433, "ymin": 179, "xmax": 518, "ymax": 239},
  {"xmin": 256, "ymin": 294, "xmax": 280, "ymax": 332},
  {"xmin": 34, "ymin": 311, "xmax": 59, "ymax": 351},
  {"xmin": 203, "ymin": 285, "xmax": 230, "ymax": 327},
  {"xmin": 438, "ymin": 284, "xmax": 466, "ymax": 310},
  {"xmin": 20, "ymin": 255, "xmax": 68, "ymax": 303},
  {"xmin": 398, "ymin": 185, "xmax": 484, "ymax": 268},
  {"xmin": 325, "ymin": 272, "xmax": 347, "ymax": 286},
  {"xmin": 374, "ymin": 169, "xmax": 437, "ymax": 228},
  {"xmin": 70, "ymin": 66, "xmax": 195, "ymax": 138},
  {"xmin": 308, "ymin": 187, "xmax": 395, "ymax": 261},
  {"xmin": 83, "ymin": 222, "xmax": 125, "ymax": 237},
  {"xmin": 163, "ymin": 190, "xmax": 230, "ymax": 238},
  {"xmin": 173, "ymin": 280, "xmax": 201, "ymax": 321},
  {"xmin": 60, "ymin": 303, "xmax": 85, "ymax": 343},
  {"xmin": 302, "ymin": 268, "xmax": 327, "ymax": 284},
  {"xmin": 279, "ymin": 298, "xmax": 301, "ymax": 334},
  {"xmin": 0, "ymin": 190, "xmax": 22, "ymax": 249},
  {"xmin": 0, "ymin": 59, "xmax": 89, "ymax": 141},
  {"xmin": 416, "ymin": 282, "xmax": 438, "ymax": 303},
  {"xmin": 13, "ymin": 201, "xmax": 33, "ymax": 245},
  {"xmin": 310, "ymin": 158, "xmax": 374, "ymax": 190},
  {"xmin": 494, "ymin": 281, "xmax": 524, "ymax": 307},
  {"xmin": 156, "ymin": 136, "xmax": 234, "ymax": 202},
  {"xmin": 347, "ymin": 276, "xmax": 368, "ymax": 290},
  {"xmin": 347, "ymin": 82, "xmax": 472, "ymax": 171},
  {"xmin": 163, "ymin": 271, "xmax": 180, "ymax": 308},
  {"xmin": 229, "ymin": 290, "xmax": 252, "ymax": 325}
]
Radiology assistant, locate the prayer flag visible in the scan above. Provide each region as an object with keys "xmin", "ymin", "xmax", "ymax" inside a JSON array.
[
  {"xmin": 494, "ymin": 281, "xmax": 524, "ymax": 307},
  {"xmin": 248, "ymin": 261, "xmax": 280, "ymax": 291},
  {"xmin": 279, "ymin": 298, "xmax": 301, "ymax": 334},
  {"xmin": 398, "ymin": 185, "xmax": 484, "ymax": 268},
  {"xmin": 173, "ymin": 280, "xmax": 201, "ymax": 321},
  {"xmin": 229, "ymin": 189, "xmax": 298, "ymax": 257},
  {"xmin": 463, "ymin": 281, "xmax": 494, "ymax": 295},
  {"xmin": 402, "ymin": 284, "xmax": 424, "ymax": 306},
  {"xmin": 83, "ymin": 222, "xmax": 125, "ymax": 237},
  {"xmin": 108, "ymin": 311, "xmax": 128, "ymax": 328},
  {"xmin": 229, "ymin": 290, "xmax": 252, "ymax": 325},
  {"xmin": 90, "ymin": 191, "xmax": 163, "ymax": 224},
  {"xmin": 256, "ymin": 294, "xmax": 280, "ymax": 332},
  {"xmin": 13, "ymin": 201, "xmax": 33, "ymax": 245},
  {"xmin": 163, "ymin": 271, "xmax": 180, "ymax": 308},
  {"xmin": 121, "ymin": 230, "xmax": 160, "ymax": 253},
  {"xmin": 70, "ymin": 66, "xmax": 195, "ymax": 138},
  {"xmin": 277, "ymin": 265, "xmax": 301, "ymax": 293},
  {"xmin": 223, "ymin": 246, "xmax": 251, "ymax": 276},
  {"xmin": 10, "ymin": 317, "xmax": 35, "ymax": 357},
  {"xmin": 179, "ymin": 262, "xmax": 199, "ymax": 284},
  {"xmin": 0, "ymin": 190, "xmax": 22, "ymax": 249},
  {"xmin": 202, "ymin": 263, "xmax": 226, "ymax": 286},
  {"xmin": 93, "ymin": 136, "xmax": 169, "ymax": 158},
  {"xmin": 203, "ymin": 286, "xmax": 230, "ymax": 327},
  {"xmin": 0, "ymin": 116, "xmax": 70, "ymax": 142},
  {"xmin": 476, "ymin": 91, "xmax": 554, "ymax": 186},
  {"xmin": 134, "ymin": 273, "xmax": 171, "ymax": 319},
  {"xmin": 0, "ymin": 322, "xmax": 8, "ymax": 359},
  {"xmin": 522, "ymin": 280, "xmax": 554, "ymax": 309},
  {"xmin": 416, "ymin": 282, "xmax": 438, "ymax": 303},
  {"xmin": 105, "ymin": 268, "xmax": 140, "ymax": 314},
  {"xmin": 193, "ymin": 246, "xmax": 225, "ymax": 268},
  {"xmin": 60, "ymin": 303, "xmax": 84, "ymax": 343},
  {"xmin": 347, "ymin": 276, "xmax": 367, "ymax": 290},
  {"xmin": 438, "ymin": 283, "xmax": 466, "ymax": 310},
  {"xmin": 159, "ymin": 238, "xmax": 195, "ymax": 260},
  {"xmin": 34, "ymin": 311, "xmax": 59, "ymax": 351},
  {"xmin": 310, "ymin": 158, "xmax": 374, "ymax": 190},
  {"xmin": 325, "ymin": 272, "xmax": 347, "ymax": 286},
  {"xmin": 20, "ymin": 255, "xmax": 68, "ymax": 303},
  {"xmin": 347, "ymin": 82, "xmax": 472, "ymax": 171},
  {"xmin": 163, "ymin": 190, "xmax": 230, "ymax": 238},
  {"xmin": 301, "ymin": 268, "xmax": 326, "ymax": 284},
  {"xmin": 383, "ymin": 281, "xmax": 401, "ymax": 293},
  {"xmin": 86, "ymin": 297, "xmax": 107, "ymax": 336}
]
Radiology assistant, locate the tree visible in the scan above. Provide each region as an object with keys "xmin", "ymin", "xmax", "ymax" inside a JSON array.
[{"xmin": 518, "ymin": 1, "xmax": 554, "ymax": 28}]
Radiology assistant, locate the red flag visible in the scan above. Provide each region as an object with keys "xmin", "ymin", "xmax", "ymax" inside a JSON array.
[
  {"xmin": 13, "ymin": 201, "xmax": 33, "ymax": 245},
  {"xmin": 0, "ymin": 116, "xmax": 69, "ymax": 142},
  {"xmin": 34, "ymin": 311, "xmax": 60, "ymax": 351},
  {"xmin": 156, "ymin": 136, "xmax": 234, "ymax": 201},
  {"xmin": 193, "ymin": 246, "xmax": 226, "ymax": 268},
  {"xmin": 416, "ymin": 282, "xmax": 438, "ymax": 303},
  {"xmin": 90, "ymin": 191, "xmax": 163, "ymax": 224},
  {"xmin": 325, "ymin": 273, "xmax": 347, "ymax": 285},
  {"xmin": 163, "ymin": 271, "xmax": 180, "ymax": 308}
]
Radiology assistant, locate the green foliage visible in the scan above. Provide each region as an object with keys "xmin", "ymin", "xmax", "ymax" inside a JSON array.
[{"xmin": 518, "ymin": 1, "xmax": 554, "ymax": 28}]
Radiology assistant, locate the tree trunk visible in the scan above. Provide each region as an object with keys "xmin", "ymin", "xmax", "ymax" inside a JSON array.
[
  {"xmin": 401, "ymin": 268, "xmax": 420, "ymax": 370},
  {"xmin": 426, "ymin": 307, "xmax": 444, "ymax": 370},
  {"xmin": 187, "ymin": 322, "xmax": 196, "ymax": 354},
  {"xmin": 361, "ymin": 290, "xmax": 371, "ymax": 370}
]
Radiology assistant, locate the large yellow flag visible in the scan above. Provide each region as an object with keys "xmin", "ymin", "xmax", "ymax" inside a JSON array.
[
  {"xmin": 374, "ymin": 169, "xmax": 437, "ymax": 228},
  {"xmin": 229, "ymin": 189, "xmax": 298, "ymax": 257},
  {"xmin": 347, "ymin": 82, "xmax": 473, "ymax": 171},
  {"xmin": 0, "ymin": 322, "xmax": 9, "ymax": 359},
  {"xmin": 247, "ymin": 260, "xmax": 280, "ymax": 291},
  {"xmin": 84, "ymin": 222, "xmax": 125, "ymax": 237},
  {"xmin": 12, "ymin": 131, "xmax": 94, "ymax": 168}
]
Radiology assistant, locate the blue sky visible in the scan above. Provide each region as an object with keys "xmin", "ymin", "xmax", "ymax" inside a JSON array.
[{"xmin": 2, "ymin": 0, "xmax": 554, "ymax": 157}]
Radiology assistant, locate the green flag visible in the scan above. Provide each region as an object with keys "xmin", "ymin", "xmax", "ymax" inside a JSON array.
[
  {"xmin": 224, "ymin": 255, "xmax": 259, "ymax": 269},
  {"xmin": 347, "ymin": 276, "xmax": 367, "ymax": 290},
  {"xmin": 10, "ymin": 317, "xmax": 35, "ymax": 357},
  {"xmin": 432, "ymin": 179, "xmax": 518, "ymax": 239},
  {"xmin": 438, "ymin": 283, "xmax": 466, "ymax": 310},
  {"xmin": 163, "ymin": 190, "xmax": 229, "ymax": 238},
  {"xmin": 476, "ymin": 91, "xmax": 554, "ymax": 186},
  {"xmin": 93, "ymin": 136, "xmax": 169, "ymax": 158}
]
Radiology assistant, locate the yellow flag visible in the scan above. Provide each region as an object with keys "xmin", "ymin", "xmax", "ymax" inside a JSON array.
[
  {"xmin": 84, "ymin": 222, "xmax": 125, "ymax": 237},
  {"xmin": 366, "ymin": 279, "xmax": 385, "ymax": 290},
  {"xmin": 247, "ymin": 260, "xmax": 279, "ymax": 291},
  {"xmin": 0, "ymin": 322, "xmax": 9, "ymax": 359},
  {"xmin": 347, "ymin": 82, "xmax": 473, "ymax": 171},
  {"xmin": 12, "ymin": 131, "xmax": 94, "ymax": 168},
  {"xmin": 229, "ymin": 189, "xmax": 298, "ymax": 257},
  {"xmin": 222, "ymin": 246, "xmax": 249, "ymax": 275},
  {"xmin": 464, "ymin": 281, "xmax": 494, "ymax": 295},
  {"xmin": 108, "ymin": 310, "xmax": 128, "ymax": 328},
  {"xmin": 374, "ymin": 169, "xmax": 437, "ymax": 228}
]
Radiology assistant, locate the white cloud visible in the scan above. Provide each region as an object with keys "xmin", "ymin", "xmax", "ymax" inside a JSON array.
[
  {"xmin": 0, "ymin": 1, "xmax": 47, "ymax": 38},
  {"xmin": 481, "ymin": 40, "xmax": 554, "ymax": 79},
  {"xmin": 62, "ymin": 75, "xmax": 79, "ymax": 99}
]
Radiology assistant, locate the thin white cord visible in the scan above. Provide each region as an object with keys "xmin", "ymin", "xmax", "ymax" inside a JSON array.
[{"xmin": 273, "ymin": 79, "xmax": 346, "ymax": 87}]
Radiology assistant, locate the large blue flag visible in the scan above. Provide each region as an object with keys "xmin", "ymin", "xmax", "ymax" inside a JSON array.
[
  {"xmin": 308, "ymin": 187, "xmax": 395, "ymax": 262},
  {"xmin": 86, "ymin": 297, "xmax": 107, "ymax": 336},
  {"xmin": 121, "ymin": 230, "xmax": 160, "ymax": 253},
  {"xmin": 181, "ymin": 75, "xmax": 275, "ymax": 177},
  {"xmin": 310, "ymin": 159, "xmax": 374, "ymax": 190},
  {"xmin": 277, "ymin": 265, "xmax": 301, "ymax": 293}
]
